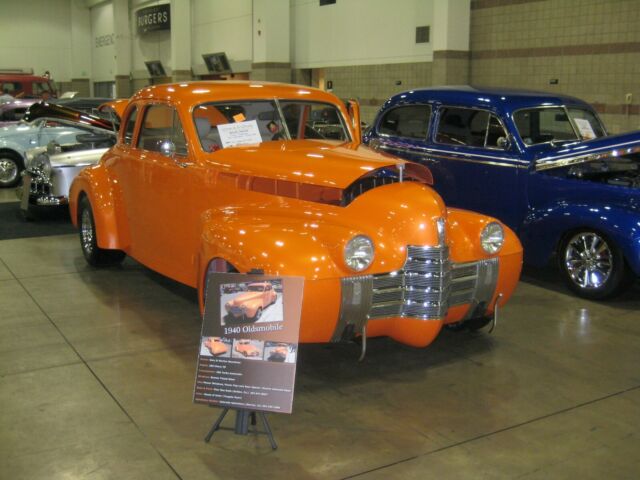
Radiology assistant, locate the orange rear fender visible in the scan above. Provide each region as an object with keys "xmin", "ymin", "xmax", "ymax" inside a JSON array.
[{"xmin": 69, "ymin": 165, "xmax": 129, "ymax": 250}]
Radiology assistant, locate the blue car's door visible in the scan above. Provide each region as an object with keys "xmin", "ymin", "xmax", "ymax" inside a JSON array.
[
  {"xmin": 426, "ymin": 106, "xmax": 529, "ymax": 230},
  {"xmin": 373, "ymin": 104, "xmax": 528, "ymax": 230}
]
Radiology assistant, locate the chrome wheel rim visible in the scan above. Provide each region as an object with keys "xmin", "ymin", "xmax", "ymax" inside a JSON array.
[
  {"xmin": 80, "ymin": 208, "xmax": 94, "ymax": 255},
  {"xmin": 564, "ymin": 232, "xmax": 613, "ymax": 290},
  {"xmin": 0, "ymin": 158, "xmax": 18, "ymax": 185}
]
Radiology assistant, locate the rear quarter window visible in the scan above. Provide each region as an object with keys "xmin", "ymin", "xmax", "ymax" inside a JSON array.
[{"xmin": 378, "ymin": 105, "xmax": 431, "ymax": 140}]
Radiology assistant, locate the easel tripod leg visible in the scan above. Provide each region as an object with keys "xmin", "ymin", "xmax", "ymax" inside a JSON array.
[
  {"xmin": 204, "ymin": 407, "xmax": 229, "ymax": 442},
  {"xmin": 259, "ymin": 412, "xmax": 278, "ymax": 450}
]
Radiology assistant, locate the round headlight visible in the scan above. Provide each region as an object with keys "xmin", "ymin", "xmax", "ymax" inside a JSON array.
[
  {"xmin": 481, "ymin": 222, "xmax": 504, "ymax": 254},
  {"xmin": 29, "ymin": 153, "xmax": 52, "ymax": 177},
  {"xmin": 344, "ymin": 235, "xmax": 374, "ymax": 272}
]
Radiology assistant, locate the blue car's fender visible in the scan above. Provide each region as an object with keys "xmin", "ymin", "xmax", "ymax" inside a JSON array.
[{"xmin": 521, "ymin": 201, "xmax": 640, "ymax": 275}]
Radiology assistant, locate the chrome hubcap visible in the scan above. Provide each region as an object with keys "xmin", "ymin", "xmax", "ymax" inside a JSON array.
[
  {"xmin": 80, "ymin": 208, "xmax": 94, "ymax": 255},
  {"xmin": 564, "ymin": 232, "xmax": 612, "ymax": 290},
  {"xmin": 0, "ymin": 158, "xmax": 18, "ymax": 184}
]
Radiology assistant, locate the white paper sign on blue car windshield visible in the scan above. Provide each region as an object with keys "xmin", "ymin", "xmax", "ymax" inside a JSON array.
[
  {"xmin": 217, "ymin": 120, "xmax": 263, "ymax": 148},
  {"xmin": 574, "ymin": 118, "xmax": 596, "ymax": 140}
]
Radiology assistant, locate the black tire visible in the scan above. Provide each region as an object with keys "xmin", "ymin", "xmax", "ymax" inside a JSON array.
[
  {"xmin": 78, "ymin": 196, "xmax": 125, "ymax": 267},
  {"xmin": 251, "ymin": 307, "xmax": 262, "ymax": 322},
  {"xmin": 558, "ymin": 229, "xmax": 633, "ymax": 300},
  {"xmin": 0, "ymin": 151, "xmax": 22, "ymax": 188}
]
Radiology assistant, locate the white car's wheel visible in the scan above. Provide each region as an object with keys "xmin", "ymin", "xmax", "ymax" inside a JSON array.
[{"xmin": 0, "ymin": 153, "xmax": 21, "ymax": 188}]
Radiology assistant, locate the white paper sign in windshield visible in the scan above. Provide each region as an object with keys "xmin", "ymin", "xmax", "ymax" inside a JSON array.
[
  {"xmin": 574, "ymin": 118, "xmax": 596, "ymax": 140},
  {"xmin": 217, "ymin": 120, "xmax": 263, "ymax": 148}
]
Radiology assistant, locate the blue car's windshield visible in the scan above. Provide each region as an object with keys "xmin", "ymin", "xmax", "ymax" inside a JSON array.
[{"xmin": 514, "ymin": 107, "xmax": 606, "ymax": 146}]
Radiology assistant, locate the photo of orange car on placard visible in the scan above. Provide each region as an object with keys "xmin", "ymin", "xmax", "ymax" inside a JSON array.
[
  {"xmin": 264, "ymin": 342, "xmax": 296, "ymax": 363},
  {"xmin": 221, "ymin": 281, "xmax": 281, "ymax": 324},
  {"xmin": 232, "ymin": 339, "xmax": 264, "ymax": 359},
  {"xmin": 200, "ymin": 336, "xmax": 230, "ymax": 357}
]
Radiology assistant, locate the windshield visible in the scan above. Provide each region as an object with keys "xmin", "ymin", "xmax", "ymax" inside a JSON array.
[
  {"xmin": 193, "ymin": 100, "xmax": 350, "ymax": 152},
  {"xmin": 248, "ymin": 285, "xmax": 265, "ymax": 292},
  {"xmin": 514, "ymin": 106, "xmax": 606, "ymax": 145}
]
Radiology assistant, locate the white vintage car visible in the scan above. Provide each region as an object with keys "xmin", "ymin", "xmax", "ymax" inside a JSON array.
[{"xmin": 16, "ymin": 103, "xmax": 116, "ymax": 219}]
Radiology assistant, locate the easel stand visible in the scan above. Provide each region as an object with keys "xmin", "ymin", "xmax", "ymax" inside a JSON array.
[{"xmin": 204, "ymin": 407, "xmax": 278, "ymax": 450}]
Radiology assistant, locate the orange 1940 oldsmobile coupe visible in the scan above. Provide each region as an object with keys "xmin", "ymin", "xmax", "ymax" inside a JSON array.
[
  {"xmin": 69, "ymin": 81, "xmax": 522, "ymax": 349},
  {"xmin": 225, "ymin": 282, "xmax": 277, "ymax": 321}
]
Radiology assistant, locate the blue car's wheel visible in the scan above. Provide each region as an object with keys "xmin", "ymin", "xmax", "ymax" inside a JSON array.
[{"xmin": 559, "ymin": 230, "xmax": 632, "ymax": 300}]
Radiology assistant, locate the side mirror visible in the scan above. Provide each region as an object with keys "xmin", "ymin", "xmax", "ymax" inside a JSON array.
[
  {"xmin": 496, "ymin": 136, "xmax": 510, "ymax": 149},
  {"xmin": 346, "ymin": 99, "xmax": 362, "ymax": 145},
  {"xmin": 159, "ymin": 140, "xmax": 176, "ymax": 157}
]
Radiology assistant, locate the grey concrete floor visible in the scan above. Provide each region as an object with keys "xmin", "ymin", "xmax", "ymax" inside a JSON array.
[{"xmin": 1, "ymin": 214, "xmax": 640, "ymax": 478}]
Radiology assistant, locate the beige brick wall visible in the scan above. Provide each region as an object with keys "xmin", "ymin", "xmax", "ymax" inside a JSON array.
[
  {"xmin": 318, "ymin": 62, "xmax": 434, "ymax": 124},
  {"xmin": 470, "ymin": 0, "xmax": 640, "ymax": 133}
]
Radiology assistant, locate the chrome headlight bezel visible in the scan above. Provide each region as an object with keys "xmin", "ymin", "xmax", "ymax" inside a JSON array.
[
  {"xmin": 480, "ymin": 222, "xmax": 504, "ymax": 254},
  {"xmin": 344, "ymin": 235, "xmax": 375, "ymax": 272}
]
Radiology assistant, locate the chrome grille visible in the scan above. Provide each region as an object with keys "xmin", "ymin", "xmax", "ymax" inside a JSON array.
[
  {"xmin": 369, "ymin": 245, "xmax": 451, "ymax": 319},
  {"xmin": 367, "ymin": 246, "xmax": 499, "ymax": 320}
]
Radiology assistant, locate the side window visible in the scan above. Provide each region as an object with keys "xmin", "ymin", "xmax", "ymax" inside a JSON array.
[
  {"xmin": 123, "ymin": 106, "xmax": 138, "ymax": 145},
  {"xmin": 436, "ymin": 107, "xmax": 506, "ymax": 148},
  {"xmin": 137, "ymin": 104, "xmax": 187, "ymax": 156},
  {"xmin": 378, "ymin": 105, "xmax": 431, "ymax": 140}
]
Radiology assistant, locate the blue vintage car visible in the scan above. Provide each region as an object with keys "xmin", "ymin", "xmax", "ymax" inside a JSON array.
[
  {"xmin": 0, "ymin": 102, "xmax": 111, "ymax": 188},
  {"xmin": 364, "ymin": 86, "xmax": 640, "ymax": 299}
]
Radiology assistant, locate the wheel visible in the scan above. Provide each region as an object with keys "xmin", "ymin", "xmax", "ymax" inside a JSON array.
[
  {"xmin": 0, "ymin": 152, "xmax": 22, "ymax": 188},
  {"xmin": 558, "ymin": 230, "xmax": 632, "ymax": 300},
  {"xmin": 78, "ymin": 196, "xmax": 125, "ymax": 267},
  {"xmin": 252, "ymin": 307, "xmax": 262, "ymax": 322}
]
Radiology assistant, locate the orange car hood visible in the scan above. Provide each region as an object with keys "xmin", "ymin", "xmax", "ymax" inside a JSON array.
[
  {"xmin": 228, "ymin": 291, "xmax": 264, "ymax": 305},
  {"xmin": 204, "ymin": 140, "xmax": 414, "ymax": 189}
]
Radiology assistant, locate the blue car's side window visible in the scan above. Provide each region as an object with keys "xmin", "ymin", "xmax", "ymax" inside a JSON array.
[
  {"xmin": 378, "ymin": 105, "xmax": 431, "ymax": 140},
  {"xmin": 436, "ymin": 107, "xmax": 508, "ymax": 150}
]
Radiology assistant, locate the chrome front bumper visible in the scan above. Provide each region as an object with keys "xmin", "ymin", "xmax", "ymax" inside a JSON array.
[
  {"xmin": 18, "ymin": 172, "xmax": 68, "ymax": 208},
  {"xmin": 332, "ymin": 245, "xmax": 499, "ymax": 341}
]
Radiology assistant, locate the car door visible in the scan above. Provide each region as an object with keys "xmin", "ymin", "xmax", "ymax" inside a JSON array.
[
  {"xmin": 428, "ymin": 106, "xmax": 527, "ymax": 230},
  {"xmin": 128, "ymin": 102, "xmax": 205, "ymax": 284}
]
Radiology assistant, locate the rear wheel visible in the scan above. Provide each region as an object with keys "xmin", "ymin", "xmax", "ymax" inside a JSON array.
[
  {"xmin": 0, "ymin": 152, "xmax": 21, "ymax": 188},
  {"xmin": 79, "ymin": 196, "xmax": 125, "ymax": 267},
  {"xmin": 558, "ymin": 229, "xmax": 632, "ymax": 300}
]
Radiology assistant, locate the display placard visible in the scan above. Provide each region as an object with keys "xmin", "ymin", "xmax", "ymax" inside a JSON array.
[
  {"xmin": 193, "ymin": 273, "xmax": 303, "ymax": 414},
  {"xmin": 217, "ymin": 120, "xmax": 263, "ymax": 148}
]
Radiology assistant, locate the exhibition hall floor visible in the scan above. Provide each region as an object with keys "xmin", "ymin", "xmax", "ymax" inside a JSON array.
[{"xmin": 1, "ymin": 197, "xmax": 639, "ymax": 478}]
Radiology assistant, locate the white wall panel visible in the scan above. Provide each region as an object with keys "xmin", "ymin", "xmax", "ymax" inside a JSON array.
[
  {"xmin": 291, "ymin": 0, "xmax": 433, "ymax": 68},
  {"xmin": 91, "ymin": 2, "xmax": 116, "ymax": 82},
  {"xmin": 191, "ymin": 0, "xmax": 253, "ymax": 69},
  {"xmin": 0, "ymin": 0, "xmax": 72, "ymax": 81}
]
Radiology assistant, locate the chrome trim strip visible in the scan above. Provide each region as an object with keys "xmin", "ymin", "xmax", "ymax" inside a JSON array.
[
  {"xmin": 379, "ymin": 142, "xmax": 529, "ymax": 169},
  {"xmin": 535, "ymin": 144, "xmax": 640, "ymax": 171}
]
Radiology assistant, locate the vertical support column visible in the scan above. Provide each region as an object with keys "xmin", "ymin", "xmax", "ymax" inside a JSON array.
[
  {"xmin": 70, "ymin": 2, "xmax": 92, "ymax": 96},
  {"xmin": 113, "ymin": 0, "xmax": 132, "ymax": 97},
  {"xmin": 171, "ymin": 0, "xmax": 193, "ymax": 82},
  {"xmin": 432, "ymin": 0, "xmax": 470, "ymax": 85},
  {"xmin": 251, "ymin": 0, "xmax": 291, "ymax": 82}
]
